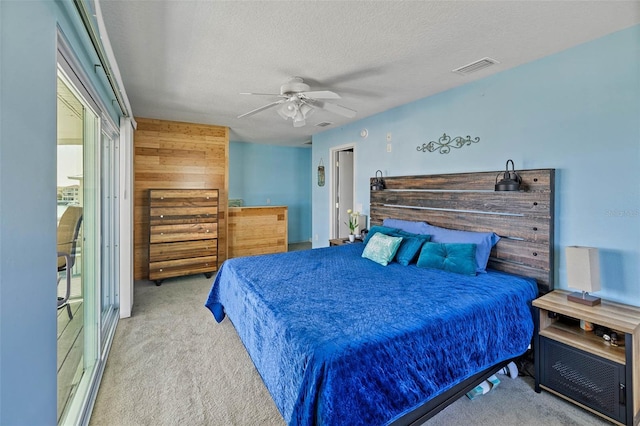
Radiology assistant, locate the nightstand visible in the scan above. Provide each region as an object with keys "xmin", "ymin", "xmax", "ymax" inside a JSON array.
[
  {"xmin": 329, "ymin": 237, "xmax": 363, "ymax": 247},
  {"xmin": 533, "ymin": 290, "xmax": 640, "ymax": 425}
]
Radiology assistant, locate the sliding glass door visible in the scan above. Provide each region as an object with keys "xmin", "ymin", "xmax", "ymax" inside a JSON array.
[
  {"xmin": 100, "ymin": 128, "xmax": 119, "ymax": 350},
  {"xmin": 57, "ymin": 56, "xmax": 120, "ymax": 425},
  {"xmin": 56, "ymin": 73, "xmax": 92, "ymax": 423}
]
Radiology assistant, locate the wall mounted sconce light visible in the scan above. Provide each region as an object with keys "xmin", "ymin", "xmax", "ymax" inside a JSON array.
[
  {"xmin": 566, "ymin": 246, "xmax": 601, "ymax": 306},
  {"xmin": 317, "ymin": 158, "xmax": 325, "ymax": 187},
  {"xmin": 495, "ymin": 159, "xmax": 522, "ymax": 191},
  {"xmin": 371, "ymin": 170, "xmax": 385, "ymax": 191}
]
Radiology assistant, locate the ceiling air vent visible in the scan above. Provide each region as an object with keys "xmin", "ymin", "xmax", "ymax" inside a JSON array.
[
  {"xmin": 452, "ymin": 57, "xmax": 499, "ymax": 75},
  {"xmin": 315, "ymin": 121, "xmax": 333, "ymax": 128}
]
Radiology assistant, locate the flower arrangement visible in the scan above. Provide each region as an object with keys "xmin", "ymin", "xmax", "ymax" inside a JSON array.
[{"xmin": 345, "ymin": 209, "xmax": 359, "ymax": 235}]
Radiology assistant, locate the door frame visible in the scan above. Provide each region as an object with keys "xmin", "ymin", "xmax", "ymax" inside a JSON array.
[{"xmin": 329, "ymin": 143, "xmax": 357, "ymax": 239}]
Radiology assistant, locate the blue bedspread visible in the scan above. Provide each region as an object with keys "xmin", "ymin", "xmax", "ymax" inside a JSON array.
[{"xmin": 205, "ymin": 244, "xmax": 537, "ymax": 425}]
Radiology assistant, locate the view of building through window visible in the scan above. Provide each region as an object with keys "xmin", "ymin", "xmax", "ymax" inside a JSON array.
[{"xmin": 56, "ymin": 75, "xmax": 86, "ymax": 422}]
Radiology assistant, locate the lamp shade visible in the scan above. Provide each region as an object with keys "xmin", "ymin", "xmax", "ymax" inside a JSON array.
[{"xmin": 566, "ymin": 246, "xmax": 601, "ymax": 293}]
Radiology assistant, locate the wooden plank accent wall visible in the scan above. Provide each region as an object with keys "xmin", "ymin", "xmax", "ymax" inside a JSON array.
[
  {"xmin": 370, "ymin": 169, "xmax": 555, "ymax": 294},
  {"xmin": 228, "ymin": 206, "xmax": 288, "ymax": 258},
  {"xmin": 134, "ymin": 118, "xmax": 229, "ymax": 280}
]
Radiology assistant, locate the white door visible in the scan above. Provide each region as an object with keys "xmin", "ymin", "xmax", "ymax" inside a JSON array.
[{"xmin": 335, "ymin": 150, "xmax": 354, "ymax": 238}]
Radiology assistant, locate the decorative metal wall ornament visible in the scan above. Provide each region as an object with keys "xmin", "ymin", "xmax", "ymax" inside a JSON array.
[
  {"xmin": 317, "ymin": 158, "xmax": 325, "ymax": 187},
  {"xmin": 416, "ymin": 133, "xmax": 480, "ymax": 154}
]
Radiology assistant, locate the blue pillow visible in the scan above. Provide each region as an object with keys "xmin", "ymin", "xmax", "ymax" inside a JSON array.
[
  {"xmin": 423, "ymin": 224, "xmax": 500, "ymax": 273},
  {"xmin": 361, "ymin": 233, "xmax": 403, "ymax": 266},
  {"xmin": 383, "ymin": 218, "xmax": 430, "ymax": 235},
  {"xmin": 391, "ymin": 230, "xmax": 431, "ymax": 266},
  {"xmin": 417, "ymin": 242, "xmax": 477, "ymax": 276},
  {"xmin": 363, "ymin": 225, "xmax": 399, "ymax": 245}
]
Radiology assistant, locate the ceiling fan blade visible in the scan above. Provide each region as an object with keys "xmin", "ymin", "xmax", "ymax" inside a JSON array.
[
  {"xmin": 237, "ymin": 100, "xmax": 284, "ymax": 118},
  {"xmin": 314, "ymin": 100, "xmax": 357, "ymax": 118},
  {"xmin": 300, "ymin": 90, "xmax": 341, "ymax": 99}
]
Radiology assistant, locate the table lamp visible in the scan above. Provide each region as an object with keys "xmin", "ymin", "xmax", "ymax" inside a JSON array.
[{"xmin": 566, "ymin": 246, "xmax": 601, "ymax": 306}]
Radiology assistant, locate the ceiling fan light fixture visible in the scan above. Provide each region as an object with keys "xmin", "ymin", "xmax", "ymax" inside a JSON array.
[
  {"xmin": 277, "ymin": 100, "xmax": 298, "ymax": 120},
  {"xmin": 276, "ymin": 106, "xmax": 289, "ymax": 120},
  {"xmin": 277, "ymin": 99, "xmax": 315, "ymax": 127},
  {"xmin": 299, "ymin": 103, "xmax": 314, "ymax": 118}
]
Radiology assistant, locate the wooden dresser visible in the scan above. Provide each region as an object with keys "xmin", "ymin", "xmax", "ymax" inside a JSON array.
[
  {"xmin": 148, "ymin": 189, "xmax": 219, "ymax": 285},
  {"xmin": 228, "ymin": 206, "xmax": 287, "ymax": 258}
]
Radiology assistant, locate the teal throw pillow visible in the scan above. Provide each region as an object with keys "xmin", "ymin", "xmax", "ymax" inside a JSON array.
[
  {"xmin": 362, "ymin": 233, "xmax": 403, "ymax": 266},
  {"xmin": 417, "ymin": 242, "xmax": 477, "ymax": 276},
  {"xmin": 363, "ymin": 225, "xmax": 399, "ymax": 245},
  {"xmin": 423, "ymin": 223, "xmax": 499, "ymax": 273},
  {"xmin": 391, "ymin": 230, "xmax": 431, "ymax": 266}
]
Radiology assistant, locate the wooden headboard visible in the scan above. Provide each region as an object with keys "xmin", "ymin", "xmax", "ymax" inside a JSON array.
[{"xmin": 370, "ymin": 169, "xmax": 555, "ymax": 294}]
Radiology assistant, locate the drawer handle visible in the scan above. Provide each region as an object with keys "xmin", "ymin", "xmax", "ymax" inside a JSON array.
[
  {"xmin": 160, "ymin": 215, "xmax": 164, "ymax": 218},
  {"xmin": 159, "ymin": 268, "xmax": 163, "ymax": 272}
]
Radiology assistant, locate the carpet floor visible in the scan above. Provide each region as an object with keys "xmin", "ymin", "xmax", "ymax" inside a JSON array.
[{"xmin": 90, "ymin": 274, "xmax": 609, "ymax": 426}]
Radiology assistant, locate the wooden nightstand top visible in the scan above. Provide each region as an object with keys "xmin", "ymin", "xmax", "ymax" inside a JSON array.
[
  {"xmin": 329, "ymin": 237, "xmax": 363, "ymax": 246},
  {"xmin": 534, "ymin": 290, "xmax": 640, "ymax": 335}
]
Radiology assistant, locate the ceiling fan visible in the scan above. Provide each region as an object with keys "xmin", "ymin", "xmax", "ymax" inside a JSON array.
[{"xmin": 237, "ymin": 77, "xmax": 357, "ymax": 127}]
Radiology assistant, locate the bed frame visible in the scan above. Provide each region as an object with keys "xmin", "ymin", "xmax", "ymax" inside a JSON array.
[{"xmin": 370, "ymin": 168, "xmax": 555, "ymax": 425}]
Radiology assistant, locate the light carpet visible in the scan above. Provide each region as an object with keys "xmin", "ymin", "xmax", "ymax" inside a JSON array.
[{"xmin": 90, "ymin": 274, "xmax": 608, "ymax": 426}]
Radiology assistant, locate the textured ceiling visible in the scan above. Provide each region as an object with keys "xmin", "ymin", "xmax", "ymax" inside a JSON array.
[{"xmin": 100, "ymin": 1, "xmax": 640, "ymax": 146}]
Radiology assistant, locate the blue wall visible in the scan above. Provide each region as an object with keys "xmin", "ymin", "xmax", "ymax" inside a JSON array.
[
  {"xmin": 313, "ymin": 25, "xmax": 640, "ymax": 305},
  {"xmin": 229, "ymin": 141, "xmax": 312, "ymax": 243},
  {"xmin": 1, "ymin": 2, "xmax": 57, "ymax": 423},
  {"xmin": 0, "ymin": 1, "xmax": 122, "ymax": 423}
]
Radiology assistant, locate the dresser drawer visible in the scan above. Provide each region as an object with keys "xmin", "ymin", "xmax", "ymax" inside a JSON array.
[
  {"xmin": 149, "ymin": 255, "xmax": 218, "ymax": 280},
  {"xmin": 150, "ymin": 206, "xmax": 218, "ymax": 225},
  {"xmin": 150, "ymin": 223, "xmax": 218, "ymax": 243},
  {"xmin": 149, "ymin": 189, "xmax": 218, "ymax": 207},
  {"xmin": 149, "ymin": 239, "xmax": 217, "ymax": 263}
]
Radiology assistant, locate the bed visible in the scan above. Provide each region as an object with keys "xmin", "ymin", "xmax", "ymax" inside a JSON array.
[{"xmin": 206, "ymin": 168, "xmax": 555, "ymax": 425}]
